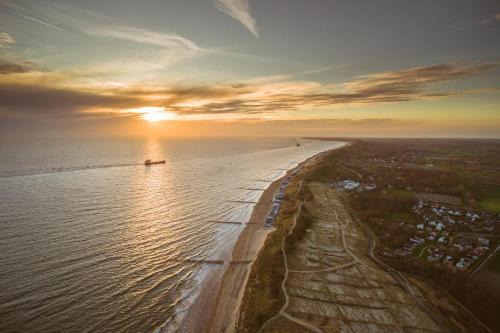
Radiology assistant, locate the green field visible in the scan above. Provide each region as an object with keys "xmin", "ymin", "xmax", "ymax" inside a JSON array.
[
  {"xmin": 479, "ymin": 198, "xmax": 500, "ymax": 213},
  {"xmin": 475, "ymin": 186, "xmax": 500, "ymax": 213},
  {"xmin": 485, "ymin": 252, "xmax": 500, "ymax": 273},
  {"xmin": 388, "ymin": 188, "xmax": 415, "ymax": 199},
  {"xmin": 390, "ymin": 211, "xmax": 419, "ymax": 225}
]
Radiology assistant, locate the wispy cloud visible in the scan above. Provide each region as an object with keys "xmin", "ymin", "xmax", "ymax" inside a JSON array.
[
  {"xmin": 2, "ymin": 0, "xmax": 286, "ymax": 77},
  {"xmin": 0, "ymin": 2, "xmax": 66, "ymax": 32},
  {"xmin": 85, "ymin": 26, "xmax": 200, "ymax": 51},
  {"xmin": 214, "ymin": 0, "xmax": 258, "ymax": 37},
  {"xmin": 85, "ymin": 26, "xmax": 205, "ymax": 70},
  {"xmin": 0, "ymin": 32, "xmax": 15, "ymax": 48},
  {"xmin": 343, "ymin": 63, "xmax": 497, "ymax": 92},
  {"xmin": 2, "ymin": 1, "xmax": 206, "ymax": 71}
]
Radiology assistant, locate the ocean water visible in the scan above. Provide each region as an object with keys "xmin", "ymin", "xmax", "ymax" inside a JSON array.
[{"xmin": 0, "ymin": 137, "xmax": 343, "ymax": 332}]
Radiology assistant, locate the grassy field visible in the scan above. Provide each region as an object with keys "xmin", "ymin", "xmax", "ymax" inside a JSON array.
[
  {"xmin": 474, "ymin": 185, "xmax": 500, "ymax": 213},
  {"xmin": 479, "ymin": 198, "xmax": 500, "ymax": 213},
  {"xmin": 486, "ymin": 252, "xmax": 500, "ymax": 273},
  {"xmin": 390, "ymin": 211, "xmax": 419, "ymax": 224},
  {"xmin": 389, "ymin": 188, "xmax": 415, "ymax": 199}
]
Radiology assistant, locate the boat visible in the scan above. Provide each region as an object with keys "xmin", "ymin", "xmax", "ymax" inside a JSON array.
[{"xmin": 144, "ymin": 159, "xmax": 166, "ymax": 166}]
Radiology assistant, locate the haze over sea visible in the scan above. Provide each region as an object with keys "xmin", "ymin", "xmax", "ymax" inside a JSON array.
[{"xmin": 0, "ymin": 137, "xmax": 342, "ymax": 332}]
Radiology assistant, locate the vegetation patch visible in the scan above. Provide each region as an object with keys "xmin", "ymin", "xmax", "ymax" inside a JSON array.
[
  {"xmin": 472, "ymin": 186, "xmax": 500, "ymax": 212},
  {"xmin": 486, "ymin": 252, "xmax": 500, "ymax": 273},
  {"xmin": 236, "ymin": 228, "xmax": 285, "ymax": 333},
  {"xmin": 389, "ymin": 211, "xmax": 419, "ymax": 225},
  {"xmin": 236, "ymin": 174, "xmax": 307, "ymax": 333},
  {"xmin": 479, "ymin": 198, "xmax": 500, "ymax": 213}
]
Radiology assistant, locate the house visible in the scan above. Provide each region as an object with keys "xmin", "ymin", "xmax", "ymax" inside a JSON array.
[
  {"xmin": 344, "ymin": 181, "xmax": 360, "ymax": 190},
  {"xmin": 479, "ymin": 238, "xmax": 490, "ymax": 247}
]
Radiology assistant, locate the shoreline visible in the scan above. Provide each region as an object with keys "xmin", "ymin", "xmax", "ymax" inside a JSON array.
[{"xmin": 203, "ymin": 142, "xmax": 347, "ymax": 333}]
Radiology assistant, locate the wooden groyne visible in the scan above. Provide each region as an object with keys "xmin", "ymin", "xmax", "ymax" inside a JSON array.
[
  {"xmin": 165, "ymin": 259, "xmax": 224, "ymax": 265},
  {"xmin": 237, "ymin": 187, "xmax": 265, "ymax": 191},
  {"xmin": 228, "ymin": 200, "xmax": 258, "ymax": 204}
]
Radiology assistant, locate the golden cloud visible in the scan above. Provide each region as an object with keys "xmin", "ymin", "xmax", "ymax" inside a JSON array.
[{"xmin": 0, "ymin": 62, "xmax": 498, "ymax": 120}]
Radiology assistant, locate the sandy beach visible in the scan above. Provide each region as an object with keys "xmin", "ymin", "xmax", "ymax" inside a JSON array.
[
  {"xmin": 176, "ymin": 165, "xmax": 287, "ymax": 333},
  {"xmin": 202, "ymin": 144, "xmax": 346, "ymax": 333}
]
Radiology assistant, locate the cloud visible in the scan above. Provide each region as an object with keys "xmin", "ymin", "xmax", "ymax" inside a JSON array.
[
  {"xmin": 0, "ymin": 83, "xmax": 141, "ymax": 117},
  {"xmin": 0, "ymin": 32, "xmax": 15, "ymax": 48},
  {"xmin": 214, "ymin": 0, "xmax": 258, "ymax": 37},
  {"xmin": 157, "ymin": 63, "xmax": 499, "ymax": 115},
  {"xmin": 85, "ymin": 25, "xmax": 205, "ymax": 69},
  {"xmin": 0, "ymin": 62, "xmax": 497, "ymax": 120},
  {"xmin": 86, "ymin": 26, "xmax": 200, "ymax": 51},
  {"xmin": 0, "ymin": 59, "xmax": 37, "ymax": 74},
  {"xmin": 2, "ymin": 0, "xmax": 280, "ymax": 75},
  {"xmin": 343, "ymin": 63, "xmax": 497, "ymax": 93},
  {"xmin": 2, "ymin": 1, "xmax": 204, "ymax": 69},
  {"xmin": 0, "ymin": 2, "xmax": 66, "ymax": 32}
]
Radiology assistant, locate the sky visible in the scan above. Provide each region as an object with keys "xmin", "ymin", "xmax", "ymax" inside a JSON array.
[{"xmin": 0, "ymin": 0, "xmax": 499, "ymax": 138}]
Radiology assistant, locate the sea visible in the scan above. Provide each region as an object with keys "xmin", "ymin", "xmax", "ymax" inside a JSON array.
[{"xmin": 0, "ymin": 137, "xmax": 343, "ymax": 332}]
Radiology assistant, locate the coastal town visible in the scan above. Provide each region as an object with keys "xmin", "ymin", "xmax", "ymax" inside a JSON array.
[
  {"xmin": 385, "ymin": 198, "xmax": 496, "ymax": 270},
  {"xmin": 331, "ymin": 179, "xmax": 499, "ymax": 271}
]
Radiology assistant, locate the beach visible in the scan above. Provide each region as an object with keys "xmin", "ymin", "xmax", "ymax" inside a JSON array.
[{"xmin": 195, "ymin": 144, "xmax": 347, "ymax": 333}]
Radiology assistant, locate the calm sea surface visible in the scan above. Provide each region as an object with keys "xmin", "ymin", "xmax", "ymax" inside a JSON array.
[{"xmin": 0, "ymin": 137, "xmax": 343, "ymax": 332}]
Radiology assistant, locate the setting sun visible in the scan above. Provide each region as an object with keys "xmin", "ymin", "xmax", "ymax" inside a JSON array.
[
  {"xmin": 125, "ymin": 106, "xmax": 177, "ymax": 122},
  {"xmin": 143, "ymin": 111, "xmax": 176, "ymax": 122}
]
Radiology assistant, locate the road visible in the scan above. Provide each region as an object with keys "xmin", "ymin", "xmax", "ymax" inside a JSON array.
[{"xmin": 416, "ymin": 245, "xmax": 435, "ymax": 259}]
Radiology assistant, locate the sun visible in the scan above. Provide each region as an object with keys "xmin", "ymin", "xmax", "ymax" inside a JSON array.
[
  {"xmin": 126, "ymin": 106, "xmax": 177, "ymax": 122},
  {"xmin": 143, "ymin": 111, "xmax": 175, "ymax": 122}
]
